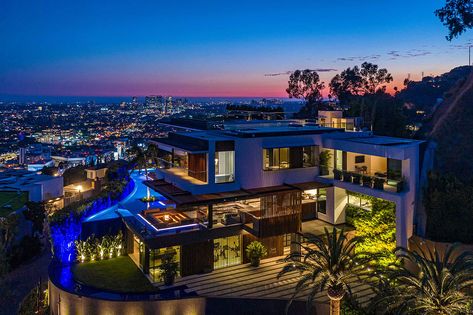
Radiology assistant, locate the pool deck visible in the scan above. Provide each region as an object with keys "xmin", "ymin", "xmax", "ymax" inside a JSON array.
[{"xmin": 163, "ymin": 248, "xmax": 374, "ymax": 305}]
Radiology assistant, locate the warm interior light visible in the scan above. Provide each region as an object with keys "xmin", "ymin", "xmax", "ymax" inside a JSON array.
[
  {"xmin": 76, "ymin": 185, "xmax": 82, "ymax": 192},
  {"xmin": 164, "ymin": 214, "xmax": 170, "ymax": 221}
]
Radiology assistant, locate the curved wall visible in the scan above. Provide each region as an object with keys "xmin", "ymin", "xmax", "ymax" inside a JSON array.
[{"xmin": 49, "ymin": 280, "xmax": 206, "ymax": 315}]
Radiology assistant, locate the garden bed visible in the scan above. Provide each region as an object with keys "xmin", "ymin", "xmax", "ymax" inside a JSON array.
[{"xmin": 72, "ymin": 256, "xmax": 158, "ymax": 293}]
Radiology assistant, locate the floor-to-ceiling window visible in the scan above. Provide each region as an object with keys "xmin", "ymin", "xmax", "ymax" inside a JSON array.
[
  {"xmin": 148, "ymin": 246, "xmax": 181, "ymax": 283},
  {"xmin": 263, "ymin": 146, "xmax": 317, "ymax": 170},
  {"xmin": 131, "ymin": 235, "xmax": 145, "ymax": 269},
  {"xmin": 213, "ymin": 235, "xmax": 241, "ymax": 269},
  {"xmin": 215, "ymin": 151, "xmax": 235, "ymax": 183},
  {"xmin": 335, "ymin": 150, "xmax": 344, "ymax": 170}
]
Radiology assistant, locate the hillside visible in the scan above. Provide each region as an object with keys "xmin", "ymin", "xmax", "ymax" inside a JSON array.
[{"xmin": 426, "ymin": 68, "xmax": 473, "ymax": 181}]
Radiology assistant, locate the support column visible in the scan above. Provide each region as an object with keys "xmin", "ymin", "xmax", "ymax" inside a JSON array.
[{"xmin": 208, "ymin": 204, "xmax": 213, "ymax": 229}]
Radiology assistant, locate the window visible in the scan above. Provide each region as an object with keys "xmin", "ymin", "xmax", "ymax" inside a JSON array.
[
  {"xmin": 149, "ymin": 246, "xmax": 181, "ymax": 283},
  {"xmin": 215, "ymin": 151, "xmax": 235, "ymax": 183},
  {"xmin": 214, "ymin": 235, "xmax": 241, "ymax": 269},
  {"xmin": 387, "ymin": 158, "xmax": 402, "ymax": 181},
  {"xmin": 346, "ymin": 191, "xmax": 372, "ymax": 210},
  {"xmin": 263, "ymin": 146, "xmax": 317, "ymax": 170}
]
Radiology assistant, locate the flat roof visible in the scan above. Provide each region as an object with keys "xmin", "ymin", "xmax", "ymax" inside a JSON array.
[
  {"xmin": 145, "ymin": 179, "xmax": 330, "ymax": 207},
  {"xmin": 341, "ymin": 136, "xmax": 421, "ymax": 146},
  {"xmin": 222, "ymin": 125, "xmax": 343, "ymax": 138}
]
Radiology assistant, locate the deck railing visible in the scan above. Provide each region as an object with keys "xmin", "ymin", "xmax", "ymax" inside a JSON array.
[{"xmin": 323, "ymin": 167, "xmax": 404, "ymax": 193}]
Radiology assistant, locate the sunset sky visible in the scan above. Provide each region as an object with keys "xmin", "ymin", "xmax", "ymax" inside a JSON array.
[{"xmin": 1, "ymin": 0, "xmax": 472, "ymax": 98}]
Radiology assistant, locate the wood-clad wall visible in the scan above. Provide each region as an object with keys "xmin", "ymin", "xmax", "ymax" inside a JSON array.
[
  {"xmin": 188, "ymin": 153, "xmax": 207, "ymax": 182},
  {"xmin": 181, "ymin": 240, "xmax": 214, "ymax": 276},
  {"xmin": 242, "ymin": 234, "xmax": 284, "ymax": 263}
]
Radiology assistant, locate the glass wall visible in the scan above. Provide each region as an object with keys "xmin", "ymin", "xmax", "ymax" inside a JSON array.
[
  {"xmin": 214, "ymin": 235, "xmax": 242, "ymax": 269},
  {"xmin": 302, "ymin": 188, "xmax": 327, "ymax": 214},
  {"xmin": 131, "ymin": 235, "xmax": 145, "ymax": 269},
  {"xmin": 263, "ymin": 146, "xmax": 317, "ymax": 170},
  {"xmin": 149, "ymin": 246, "xmax": 181, "ymax": 283},
  {"xmin": 346, "ymin": 191, "xmax": 372, "ymax": 210},
  {"xmin": 215, "ymin": 151, "xmax": 235, "ymax": 183}
]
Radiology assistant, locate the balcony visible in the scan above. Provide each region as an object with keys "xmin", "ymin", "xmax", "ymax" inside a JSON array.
[
  {"xmin": 156, "ymin": 158, "xmax": 207, "ymax": 185},
  {"xmin": 320, "ymin": 167, "xmax": 404, "ymax": 193}
]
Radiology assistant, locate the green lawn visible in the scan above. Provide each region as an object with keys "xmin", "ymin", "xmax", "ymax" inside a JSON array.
[
  {"xmin": 0, "ymin": 191, "xmax": 28, "ymax": 217},
  {"xmin": 72, "ymin": 256, "xmax": 159, "ymax": 293}
]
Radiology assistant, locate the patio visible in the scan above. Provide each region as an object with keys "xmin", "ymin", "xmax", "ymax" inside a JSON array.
[{"xmin": 164, "ymin": 247, "xmax": 374, "ymax": 306}]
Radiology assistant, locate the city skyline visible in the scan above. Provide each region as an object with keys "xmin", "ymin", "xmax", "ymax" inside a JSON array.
[{"xmin": 1, "ymin": 0, "xmax": 472, "ymax": 98}]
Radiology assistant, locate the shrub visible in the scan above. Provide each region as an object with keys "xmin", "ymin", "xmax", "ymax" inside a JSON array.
[
  {"xmin": 246, "ymin": 241, "xmax": 267, "ymax": 262},
  {"xmin": 345, "ymin": 195, "xmax": 397, "ymax": 268}
]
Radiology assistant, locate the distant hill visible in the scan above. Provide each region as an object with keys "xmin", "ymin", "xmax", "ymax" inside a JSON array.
[
  {"xmin": 423, "ymin": 67, "xmax": 473, "ymax": 181},
  {"xmin": 398, "ymin": 66, "xmax": 472, "ymax": 112}
]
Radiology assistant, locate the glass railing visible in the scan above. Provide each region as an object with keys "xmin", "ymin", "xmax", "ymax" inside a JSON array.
[{"xmin": 322, "ymin": 167, "xmax": 405, "ymax": 193}]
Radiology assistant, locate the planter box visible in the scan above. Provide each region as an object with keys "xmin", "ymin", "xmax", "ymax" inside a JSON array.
[
  {"xmin": 362, "ymin": 176, "xmax": 372, "ymax": 188},
  {"xmin": 342, "ymin": 171, "xmax": 352, "ymax": 182},
  {"xmin": 396, "ymin": 181, "xmax": 404, "ymax": 193},
  {"xmin": 352, "ymin": 174, "xmax": 362, "ymax": 185},
  {"xmin": 373, "ymin": 178, "xmax": 385, "ymax": 190}
]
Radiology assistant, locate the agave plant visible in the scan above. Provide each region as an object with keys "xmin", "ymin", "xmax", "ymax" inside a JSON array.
[
  {"xmin": 85, "ymin": 236, "xmax": 97, "ymax": 261},
  {"xmin": 373, "ymin": 243, "xmax": 473, "ymax": 315},
  {"xmin": 113, "ymin": 231, "xmax": 124, "ymax": 257},
  {"xmin": 75, "ymin": 239, "xmax": 88, "ymax": 262},
  {"xmin": 278, "ymin": 228, "xmax": 374, "ymax": 315}
]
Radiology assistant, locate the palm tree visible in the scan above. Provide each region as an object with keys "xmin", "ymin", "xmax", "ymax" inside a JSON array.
[
  {"xmin": 126, "ymin": 145, "xmax": 148, "ymax": 176},
  {"xmin": 373, "ymin": 243, "xmax": 473, "ymax": 315},
  {"xmin": 278, "ymin": 228, "xmax": 372, "ymax": 315},
  {"xmin": 146, "ymin": 143, "xmax": 160, "ymax": 168}
]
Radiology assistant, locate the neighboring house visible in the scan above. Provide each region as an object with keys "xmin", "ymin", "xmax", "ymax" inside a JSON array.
[
  {"xmin": 108, "ymin": 121, "xmax": 433, "ymax": 282},
  {"xmin": 317, "ymin": 110, "xmax": 364, "ymax": 131},
  {"xmin": 0, "ymin": 168, "xmax": 64, "ymax": 206}
]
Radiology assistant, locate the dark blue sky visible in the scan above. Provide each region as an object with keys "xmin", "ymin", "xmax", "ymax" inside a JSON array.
[{"xmin": 1, "ymin": 0, "xmax": 472, "ymax": 97}]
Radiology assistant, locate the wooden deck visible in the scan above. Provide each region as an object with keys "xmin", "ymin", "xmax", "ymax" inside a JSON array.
[{"xmin": 162, "ymin": 248, "xmax": 374, "ymax": 305}]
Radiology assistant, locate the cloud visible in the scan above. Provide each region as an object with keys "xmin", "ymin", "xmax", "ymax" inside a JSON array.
[
  {"xmin": 336, "ymin": 54, "xmax": 381, "ymax": 62},
  {"xmin": 264, "ymin": 69, "xmax": 337, "ymax": 77},
  {"xmin": 336, "ymin": 49, "xmax": 433, "ymax": 62}
]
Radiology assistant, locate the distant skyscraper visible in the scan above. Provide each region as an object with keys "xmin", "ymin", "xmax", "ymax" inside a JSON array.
[
  {"xmin": 131, "ymin": 96, "xmax": 138, "ymax": 109},
  {"xmin": 18, "ymin": 147, "xmax": 26, "ymax": 165},
  {"xmin": 145, "ymin": 95, "xmax": 165, "ymax": 113},
  {"xmin": 166, "ymin": 96, "xmax": 173, "ymax": 115}
]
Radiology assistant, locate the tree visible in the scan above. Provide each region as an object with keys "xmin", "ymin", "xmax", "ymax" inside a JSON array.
[
  {"xmin": 146, "ymin": 143, "xmax": 160, "ymax": 168},
  {"xmin": 436, "ymin": 0, "xmax": 473, "ymax": 40},
  {"xmin": 126, "ymin": 145, "xmax": 148, "ymax": 176},
  {"xmin": 330, "ymin": 62, "xmax": 393, "ymax": 102},
  {"xmin": 374, "ymin": 243, "xmax": 473, "ymax": 314},
  {"xmin": 330, "ymin": 63, "xmax": 394, "ymax": 130},
  {"xmin": 286, "ymin": 69, "xmax": 325, "ymax": 118},
  {"xmin": 24, "ymin": 202, "xmax": 46, "ymax": 236},
  {"xmin": 278, "ymin": 228, "xmax": 372, "ymax": 315},
  {"xmin": 62, "ymin": 165, "xmax": 86, "ymax": 186}
]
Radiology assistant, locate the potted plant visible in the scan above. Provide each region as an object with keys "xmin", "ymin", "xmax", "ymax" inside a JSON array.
[
  {"xmin": 158, "ymin": 253, "xmax": 179, "ymax": 286},
  {"xmin": 373, "ymin": 177, "xmax": 385, "ymax": 190},
  {"xmin": 246, "ymin": 241, "xmax": 267, "ymax": 267},
  {"xmin": 333, "ymin": 169, "xmax": 342, "ymax": 180},
  {"xmin": 362, "ymin": 175, "xmax": 372, "ymax": 188},
  {"xmin": 351, "ymin": 173, "xmax": 362, "ymax": 185},
  {"xmin": 318, "ymin": 150, "xmax": 332, "ymax": 176}
]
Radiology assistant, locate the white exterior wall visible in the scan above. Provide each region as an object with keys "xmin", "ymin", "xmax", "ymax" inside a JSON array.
[{"xmin": 155, "ymin": 129, "xmax": 425, "ymax": 248}]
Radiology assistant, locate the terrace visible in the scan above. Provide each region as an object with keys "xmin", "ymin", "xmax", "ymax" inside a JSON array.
[{"xmin": 320, "ymin": 150, "xmax": 405, "ymax": 193}]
